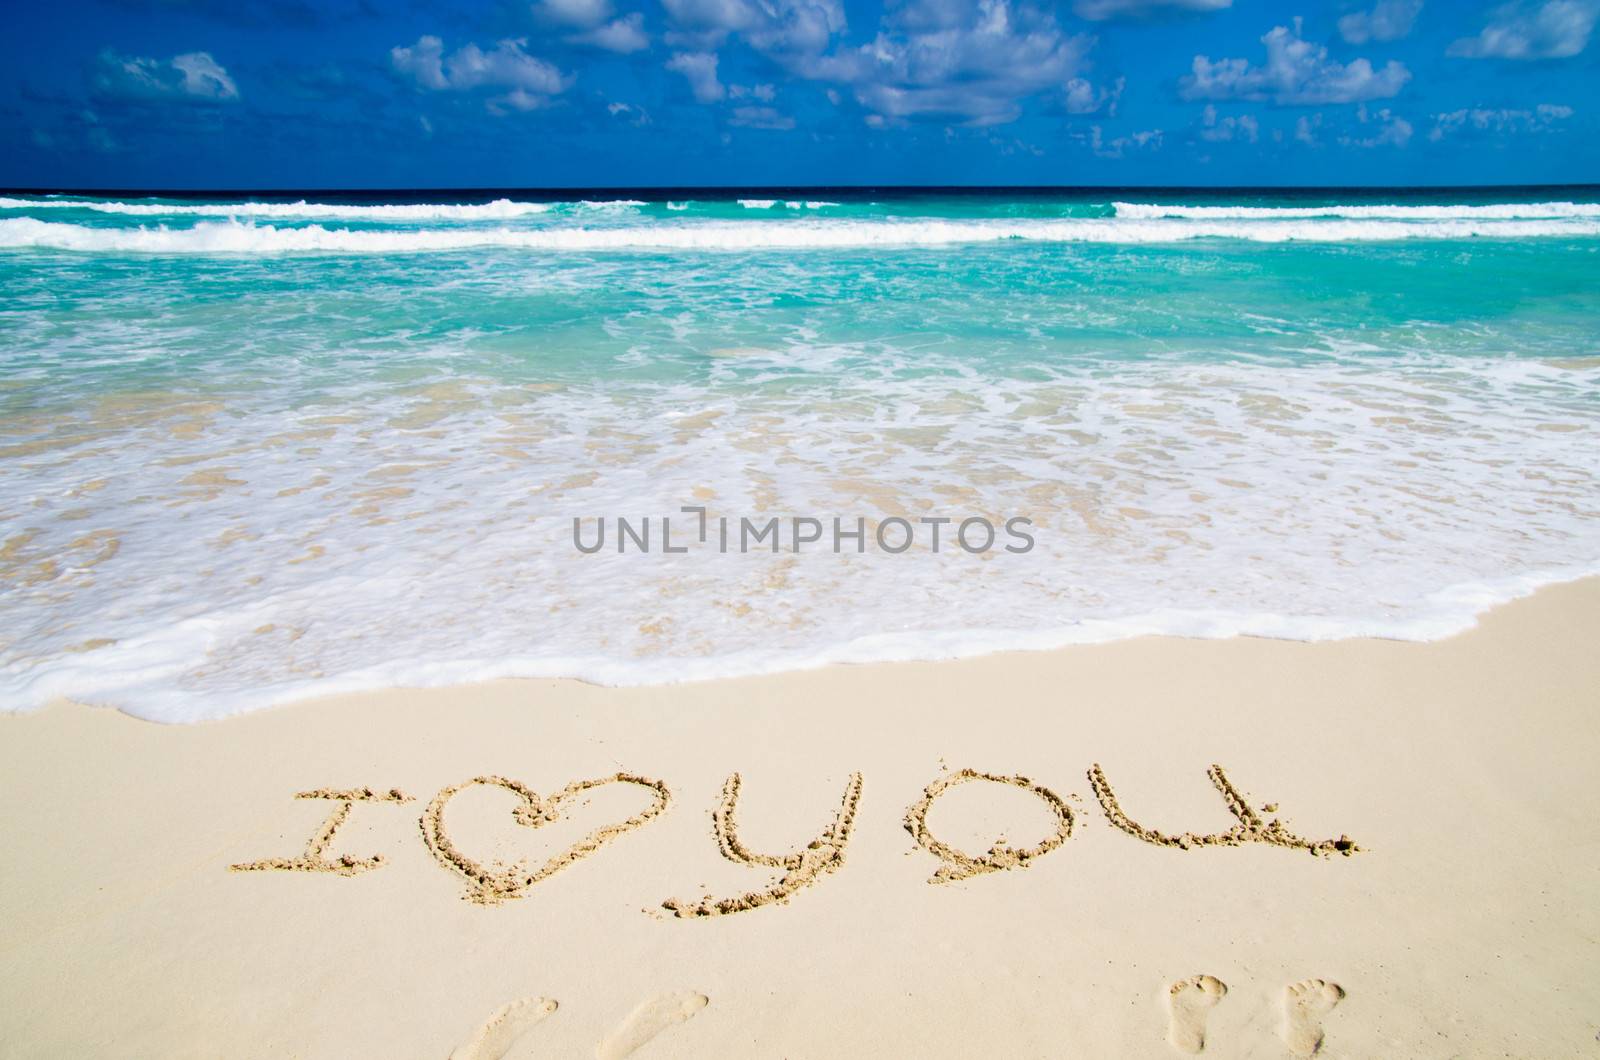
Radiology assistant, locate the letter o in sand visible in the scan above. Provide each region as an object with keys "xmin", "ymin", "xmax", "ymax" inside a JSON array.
[{"xmin": 903, "ymin": 768, "xmax": 1074, "ymax": 883}]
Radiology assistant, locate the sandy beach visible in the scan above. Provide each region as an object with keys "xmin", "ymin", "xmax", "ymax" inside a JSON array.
[
  {"xmin": 3, "ymin": 577, "xmax": 1597, "ymax": 1058},
  {"xmin": 8, "ymin": 6, "xmax": 1600, "ymax": 1056}
]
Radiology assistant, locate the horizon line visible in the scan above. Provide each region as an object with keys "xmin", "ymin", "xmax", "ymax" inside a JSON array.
[{"xmin": 4, "ymin": 181, "xmax": 1599, "ymax": 198}]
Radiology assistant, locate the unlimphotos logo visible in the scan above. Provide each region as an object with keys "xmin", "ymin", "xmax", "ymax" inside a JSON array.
[{"xmin": 573, "ymin": 506, "xmax": 1035, "ymax": 555}]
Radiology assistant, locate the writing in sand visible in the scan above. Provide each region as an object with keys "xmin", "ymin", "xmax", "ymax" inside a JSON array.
[{"xmin": 231, "ymin": 762, "xmax": 1359, "ymax": 915}]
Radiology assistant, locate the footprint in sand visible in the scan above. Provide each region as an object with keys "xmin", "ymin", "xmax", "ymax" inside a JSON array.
[
  {"xmin": 1281, "ymin": 979, "xmax": 1345, "ymax": 1057},
  {"xmin": 595, "ymin": 992, "xmax": 709, "ymax": 1059},
  {"xmin": 448, "ymin": 996, "xmax": 558, "ymax": 1060},
  {"xmin": 1166, "ymin": 975, "xmax": 1227, "ymax": 1054}
]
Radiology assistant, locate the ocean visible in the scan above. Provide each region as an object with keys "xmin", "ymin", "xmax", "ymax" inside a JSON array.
[{"xmin": 1, "ymin": 187, "xmax": 1597, "ymax": 721}]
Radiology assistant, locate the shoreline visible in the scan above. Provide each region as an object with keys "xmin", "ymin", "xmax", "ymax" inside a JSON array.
[
  {"xmin": 20, "ymin": 566, "xmax": 1600, "ymax": 725},
  {"xmin": 4, "ymin": 577, "xmax": 1598, "ymax": 1056}
]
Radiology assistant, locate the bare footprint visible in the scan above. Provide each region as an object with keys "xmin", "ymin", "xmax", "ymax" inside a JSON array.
[
  {"xmin": 449, "ymin": 996, "xmax": 558, "ymax": 1060},
  {"xmin": 1281, "ymin": 979, "xmax": 1345, "ymax": 1057},
  {"xmin": 596, "ymin": 991, "xmax": 709, "ymax": 1059},
  {"xmin": 1166, "ymin": 975, "xmax": 1227, "ymax": 1054}
]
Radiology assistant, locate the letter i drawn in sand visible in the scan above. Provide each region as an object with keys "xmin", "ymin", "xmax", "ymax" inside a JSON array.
[{"xmin": 230, "ymin": 787, "xmax": 413, "ymax": 876}]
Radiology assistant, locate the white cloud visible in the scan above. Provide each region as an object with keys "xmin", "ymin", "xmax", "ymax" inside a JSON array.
[
  {"xmin": 1340, "ymin": 105, "xmax": 1411, "ymax": 147},
  {"xmin": 94, "ymin": 49, "xmax": 239, "ymax": 101},
  {"xmin": 1294, "ymin": 112, "xmax": 1322, "ymax": 144},
  {"xmin": 798, "ymin": 0, "xmax": 1096, "ymax": 126},
  {"xmin": 569, "ymin": 14, "xmax": 650, "ymax": 52},
  {"xmin": 391, "ymin": 37, "xmax": 450, "ymax": 90},
  {"xmin": 534, "ymin": 0, "xmax": 649, "ymax": 50},
  {"xmin": 1198, "ymin": 103, "xmax": 1259, "ymax": 141},
  {"xmin": 666, "ymin": 50, "xmax": 725, "ymax": 101},
  {"xmin": 1181, "ymin": 18, "xmax": 1410, "ymax": 104},
  {"xmin": 1447, "ymin": 0, "xmax": 1597, "ymax": 58},
  {"xmin": 535, "ymin": 0, "xmax": 613, "ymax": 26},
  {"xmin": 1064, "ymin": 75, "xmax": 1124, "ymax": 114},
  {"xmin": 607, "ymin": 100, "xmax": 652, "ymax": 123},
  {"xmin": 661, "ymin": 0, "xmax": 846, "ymax": 52},
  {"xmin": 1073, "ymin": 0, "xmax": 1228, "ymax": 19},
  {"xmin": 1429, "ymin": 102, "xmax": 1575, "ymax": 139},
  {"xmin": 391, "ymin": 36, "xmax": 569, "ymax": 111},
  {"xmin": 729, "ymin": 105, "xmax": 797, "ymax": 128},
  {"xmin": 660, "ymin": 0, "xmax": 757, "ymax": 44},
  {"xmin": 171, "ymin": 53, "xmax": 239, "ymax": 99},
  {"xmin": 1064, "ymin": 78, "xmax": 1098, "ymax": 113},
  {"xmin": 728, "ymin": 82, "xmax": 778, "ymax": 100},
  {"xmin": 495, "ymin": 88, "xmax": 552, "ymax": 112},
  {"xmin": 1085, "ymin": 124, "xmax": 1162, "ymax": 157},
  {"xmin": 1338, "ymin": 0, "xmax": 1423, "ymax": 43},
  {"xmin": 658, "ymin": 0, "xmax": 1103, "ymax": 128},
  {"xmin": 984, "ymin": 131, "xmax": 1045, "ymax": 155},
  {"xmin": 1368, "ymin": 115, "xmax": 1411, "ymax": 146}
]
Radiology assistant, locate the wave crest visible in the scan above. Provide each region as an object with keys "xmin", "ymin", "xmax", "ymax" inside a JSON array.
[
  {"xmin": 0, "ymin": 196, "xmax": 623, "ymax": 220},
  {"xmin": 1113, "ymin": 200, "xmax": 1600, "ymax": 220},
  {"xmin": 3, "ymin": 214, "xmax": 1599, "ymax": 255}
]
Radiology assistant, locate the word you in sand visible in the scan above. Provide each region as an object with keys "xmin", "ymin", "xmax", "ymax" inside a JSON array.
[{"xmin": 232, "ymin": 763, "xmax": 1359, "ymax": 913}]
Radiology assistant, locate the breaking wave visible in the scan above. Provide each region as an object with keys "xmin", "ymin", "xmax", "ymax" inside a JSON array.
[
  {"xmin": 0, "ymin": 195, "xmax": 564, "ymax": 221},
  {"xmin": 737, "ymin": 199, "xmax": 841, "ymax": 209},
  {"xmin": 4, "ymin": 214, "xmax": 1599, "ymax": 255},
  {"xmin": 1112, "ymin": 200, "xmax": 1600, "ymax": 220}
]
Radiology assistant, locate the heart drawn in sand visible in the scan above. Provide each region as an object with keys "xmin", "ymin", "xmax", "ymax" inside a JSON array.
[{"xmin": 420, "ymin": 774, "xmax": 672, "ymax": 904}]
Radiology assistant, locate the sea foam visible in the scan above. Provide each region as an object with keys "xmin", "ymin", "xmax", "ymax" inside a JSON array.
[
  {"xmin": 2, "ymin": 350, "xmax": 1596, "ymax": 721},
  {"xmin": 4, "ymin": 214, "xmax": 1600, "ymax": 255},
  {"xmin": 1112, "ymin": 200, "xmax": 1600, "ymax": 220},
  {"xmin": 0, "ymin": 195, "xmax": 562, "ymax": 220}
]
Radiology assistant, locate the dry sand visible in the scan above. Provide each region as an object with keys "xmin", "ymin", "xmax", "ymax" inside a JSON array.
[{"xmin": 3, "ymin": 578, "xmax": 1599, "ymax": 1058}]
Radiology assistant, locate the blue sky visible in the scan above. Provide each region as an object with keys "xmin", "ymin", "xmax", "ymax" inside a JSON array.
[{"xmin": 2, "ymin": 0, "xmax": 1596, "ymax": 188}]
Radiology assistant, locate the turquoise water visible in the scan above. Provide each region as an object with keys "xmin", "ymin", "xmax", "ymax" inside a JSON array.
[{"xmin": 2, "ymin": 190, "xmax": 1598, "ymax": 720}]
